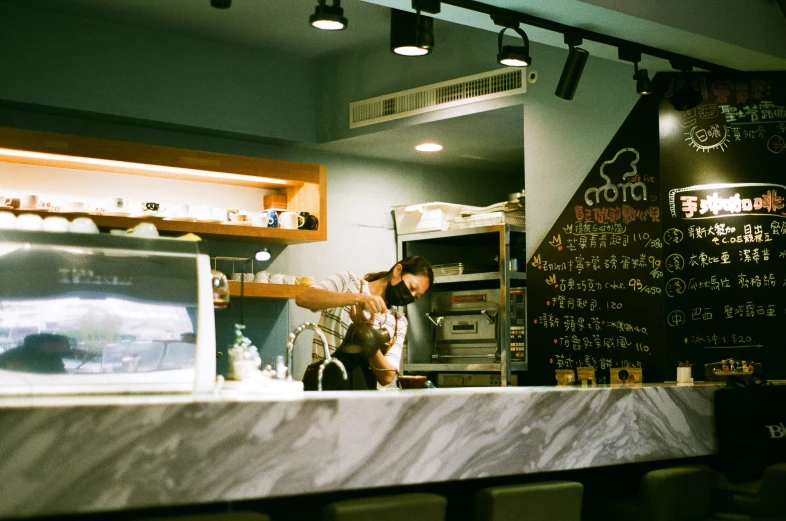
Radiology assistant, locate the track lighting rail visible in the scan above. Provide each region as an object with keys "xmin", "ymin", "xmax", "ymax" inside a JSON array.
[{"xmin": 440, "ymin": 0, "xmax": 738, "ymax": 73}]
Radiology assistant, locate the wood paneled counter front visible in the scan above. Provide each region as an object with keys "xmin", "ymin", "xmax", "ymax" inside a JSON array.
[{"xmin": 0, "ymin": 383, "xmax": 718, "ymax": 519}]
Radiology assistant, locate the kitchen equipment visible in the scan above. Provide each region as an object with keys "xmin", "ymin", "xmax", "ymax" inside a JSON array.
[
  {"xmin": 427, "ymin": 287, "xmax": 527, "ymax": 365},
  {"xmin": 0, "ymin": 230, "xmax": 216, "ymax": 395},
  {"xmin": 429, "ymin": 288, "xmax": 500, "ymax": 364}
]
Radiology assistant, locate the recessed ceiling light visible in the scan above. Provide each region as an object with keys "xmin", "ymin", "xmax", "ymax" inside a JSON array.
[{"xmin": 415, "ymin": 143, "xmax": 443, "ymax": 152}]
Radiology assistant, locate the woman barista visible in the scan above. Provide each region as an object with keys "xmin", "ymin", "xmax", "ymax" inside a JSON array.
[{"xmin": 295, "ymin": 256, "xmax": 433, "ymax": 388}]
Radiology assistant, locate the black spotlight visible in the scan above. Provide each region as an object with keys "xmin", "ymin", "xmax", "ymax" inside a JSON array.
[
  {"xmin": 618, "ymin": 47, "xmax": 651, "ymax": 96},
  {"xmin": 210, "ymin": 0, "xmax": 231, "ymax": 7},
  {"xmin": 390, "ymin": 9, "xmax": 434, "ymax": 56},
  {"xmin": 310, "ymin": 0, "xmax": 347, "ymax": 31},
  {"xmin": 555, "ymin": 34, "xmax": 588, "ymax": 100},
  {"xmin": 668, "ymin": 61, "xmax": 702, "ymax": 111},
  {"xmin": 496, "ymin": 26, "xmax": 531, "ymax": 67},
  {"xmin": 634, "ymin": 67, "xmax": 652, "ymax": 95}
]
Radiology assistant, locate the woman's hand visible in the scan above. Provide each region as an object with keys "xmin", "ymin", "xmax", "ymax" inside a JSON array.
[
  {"xmin": 357, "ymin": 293, "xmax": 388, "ymax": 315},
  {"xmin": 348, "ymin": 304, "xmax": 371, "ymax": 326}
]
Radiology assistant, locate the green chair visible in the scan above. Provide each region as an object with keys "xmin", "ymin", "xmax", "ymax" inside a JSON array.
[
  {"xmin": 586, "ymin": 465, "xmax": 712, "ymax": 521},
  {"xmin": 320, "ymin": 492, "xmax": 447, "ymax": 521},
  {"xmin": 717, "ymin": 462, "xmax": 786, "ymax": 517},
  {"xmin": 140, "ymin": 512, "xmax": 270, "ymax": 521},
  {"xmin": 474, "ymin": 481, "xmax": 584, "ymax": 521},
  {"xmin": 759, "ymin": 463, "xmax": 786, "ymax": 517},
  {"xmin": 639, "ymin": 465, "xmax": 711, "ymax": 521}
]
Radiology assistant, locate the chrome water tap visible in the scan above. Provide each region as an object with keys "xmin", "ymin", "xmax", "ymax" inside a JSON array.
[{"xmin": 286, "ymin": 322, "xmax": 347, "ymax": 391}]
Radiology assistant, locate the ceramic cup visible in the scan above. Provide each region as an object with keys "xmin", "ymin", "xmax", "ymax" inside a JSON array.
[
  {"xmin": 231, "ymin": 273, "xmax": 255, "ymax": 282},
  {"xmin": 142, "ymin": 202, "xmax": 165, "ymax": 214},
  {"xmin": 254, "ymin": 271, "xmax": 270, "ymax": 283},
  {"xmin": 15, "ymin": 213, "xmax": 44, "ymax": 231},
  {"xmin": 110, "ymin": 197, "xmax": 130, "ymax": 211},
  {"xmin": 0, "ymin": 211, "xmax": 16, "ymax": 229},
  {"xmin": 20, "ymin": 194, "xmax": 39, "ymax": 210},
  {"xmin": 298, "ymin": 212, "xmax": 319, "ymax": 230},
  {"xmin": 172, "ymin": 203, "xmax": 191, "ymax": 217},
  {"xmin": 42, "ymin": 216, "xmax": 70, "ymax": 232},
  {"xmin": 63, "ymin": 201, "xmax": 89, "ymax": 213},
  {"xmin": 69, "ymin": 217, "xmax": 99, "ymax": 234},
  {"xmin": 269, "ymin": 273, "xmax": 285, "ymax": 284},
  {"xmin": 264, "ymin": 210, "xmax": 278, "ymax": 228},
  {"xmin": 129, "ymin": 222, "xmax": 158, "ymax": 237},
  {"xmin": 278, "ymin": 211, "xmax": 298, "ymax": 229},
  {"xmin": 251, "ymin": 214, "xmax": 267, "ymax": 227}
]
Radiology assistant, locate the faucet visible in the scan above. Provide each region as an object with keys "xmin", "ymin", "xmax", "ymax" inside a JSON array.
[{"xmin": 286, "ymin": 322, "xmax": 347, "ymax": 391}]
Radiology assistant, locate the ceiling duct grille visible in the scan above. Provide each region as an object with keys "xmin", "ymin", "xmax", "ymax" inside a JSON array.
[{"xmin": 349, "ymin": 68, "xmax": 526, "ymax": 129}]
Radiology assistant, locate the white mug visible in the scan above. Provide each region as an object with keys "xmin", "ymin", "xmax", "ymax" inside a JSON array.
[
  {"xmin": 172, "ymin": 203, "xmax": 191, "ymax": 217},
  {"xmin": 269, "ymin": 273, "xmax": 285, "ymax": 284},
  {"xmin": 278, "ymin": 211, "xmax": 299, "ymax": 229},
  {"xmin": 110, "ymin": 197, "xmax": 129, "ymax": 210},
  {"xmin": 20, "ymin": 194, "xmax": 39, "ymax": 209},
  {"xmin": 254, "ymin": 271, "xmax": 270, "ymax": 283}
]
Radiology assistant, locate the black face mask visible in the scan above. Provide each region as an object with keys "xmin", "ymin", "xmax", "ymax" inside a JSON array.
[{"xmin": 385, "ymin": 280, "xmax": 415, "ymax": 307}]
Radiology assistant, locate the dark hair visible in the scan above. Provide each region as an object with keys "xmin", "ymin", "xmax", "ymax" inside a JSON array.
[{"xmin": 365, "ymin": 256, "xmax": 434, "ymax": 290}]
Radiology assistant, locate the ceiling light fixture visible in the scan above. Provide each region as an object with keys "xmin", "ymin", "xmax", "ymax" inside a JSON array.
[
  {"xmin": 415, "ymin": 143, "xmax": 443, "ymax": 152},
  {"xmin": 496, "ymin": 26, "xmax": 531, "ymax": 67},
  {"xmin": 555, "ymin": 34, "xmax": 588, "ymax": 100},
  {"xmin": 668, "ymin": 59, "xmax": 703, "ymax": 111},
  {"xmin": 491, "ymin": 10, "xmax": 531, "ymax": 68},
  {"xmin": 310, "ymin": 0, "xmax": 347, "ymax": 31},
  {"xmin": 390, "ymin": 8, "xmax": 434, "ymax": 56},
  {"xmin": 618, "ymin": 47, "xmax": 652, "ymax": 96}
]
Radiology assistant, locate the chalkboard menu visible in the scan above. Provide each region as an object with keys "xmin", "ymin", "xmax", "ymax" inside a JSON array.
[
  {"xmin": 660, "ymin": 72, "xmax": 786, "ymax": 380},
  {"xmin": 528, "ymin": 96, "xmax": 664, "ymax": 385}
]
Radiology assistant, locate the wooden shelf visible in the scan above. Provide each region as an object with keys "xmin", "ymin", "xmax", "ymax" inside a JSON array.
[
  {"xmin": 227, "ymin": 281, "xmax": 307, "ymax": 299},
  {"xmin": 2, "ymin": 209, "xmax": 323, "ymax": 244},
  {"xmin": 0, "ymin": 126, "xmax": 328, "ymax": 244}
]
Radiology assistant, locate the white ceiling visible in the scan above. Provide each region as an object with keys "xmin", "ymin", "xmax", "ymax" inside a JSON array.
[{"xmin": 6, "ymin": 0, "xmax": 786, "ymax": 172}]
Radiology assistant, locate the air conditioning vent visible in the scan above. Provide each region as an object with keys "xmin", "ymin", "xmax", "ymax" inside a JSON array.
[{"xmin": 349, "ymin": 68, "xmax": 526, "ymax": 129}]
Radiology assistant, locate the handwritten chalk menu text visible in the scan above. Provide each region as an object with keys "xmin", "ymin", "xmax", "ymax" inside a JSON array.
[
  {"xmin": 527, "ymin": 96, "xmax": 664, "ymax": 384},
  {"xmin": 660, "ymin": 73, "xmax": 786, "ymax": 380}
]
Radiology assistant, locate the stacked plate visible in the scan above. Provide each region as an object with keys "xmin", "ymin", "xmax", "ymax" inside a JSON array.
[{"xmin": 431, "ymin": 263, "xmax": 498, "ymax": 277}]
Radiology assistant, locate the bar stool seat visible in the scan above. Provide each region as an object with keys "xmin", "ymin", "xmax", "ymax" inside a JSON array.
[
  {"xmin": 141, "ymin": 512, "xmax": 270, "ymax": 521},
  {"xmin": 474, "ymin": 481, "xmax": 584, "ymax": 521},
  {"xmin": 320, "ymin": 492, "xmax": 447, "ymax": 521},
  {"xmin": 587, "ymin": 465, "xmax": 712, "ymax": 521}
]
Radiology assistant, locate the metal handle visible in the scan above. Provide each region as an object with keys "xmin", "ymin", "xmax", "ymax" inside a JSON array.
[
  {"xmin": 426, "ymin": 313, "xmax": 444, "ymax": 327},
  {"xmin": 480, "ymin": 309, "xmax": 497, "ymax": 324},
  {"xmin": 432, "ymin": 353, "xmax": 495, "ymax": 360}
]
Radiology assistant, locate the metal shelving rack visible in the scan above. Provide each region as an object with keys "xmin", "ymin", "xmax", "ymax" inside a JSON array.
[{"xmin": 397, "ymin": 224, "xmax": 526, "ymax": 386}]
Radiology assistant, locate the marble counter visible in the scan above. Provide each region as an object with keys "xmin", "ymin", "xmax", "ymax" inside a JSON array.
[{"xmin": 0, "ymin": 383, "xmax": 718, "ymax": 519}]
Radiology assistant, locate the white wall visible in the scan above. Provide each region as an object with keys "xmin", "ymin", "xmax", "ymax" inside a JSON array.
[{"xmin": 523, "ymin": 42, "xmax": 639, "ymax": 255}]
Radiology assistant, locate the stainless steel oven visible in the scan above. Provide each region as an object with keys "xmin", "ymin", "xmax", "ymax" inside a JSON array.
[{"xmin": 428, "ymin": 289, "xmax": 500, "ymax": 364}]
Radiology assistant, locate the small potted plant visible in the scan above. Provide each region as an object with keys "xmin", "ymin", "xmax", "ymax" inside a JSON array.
[
  {"xmin": 227, "ymin": 323, "xmax": 262, "ymax": 381},
  {"xmin": 677, "ymin": 361, "xmax": 694, "ymax": 384}
]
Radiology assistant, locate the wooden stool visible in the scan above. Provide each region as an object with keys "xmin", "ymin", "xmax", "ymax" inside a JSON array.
[
  {"xmin": 474, "ymin": 481, "xmax": 584, "ymax": 521},
  {"xmin": 320, "ymin": 492, "xmax": 447, "ymax": 521}
]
